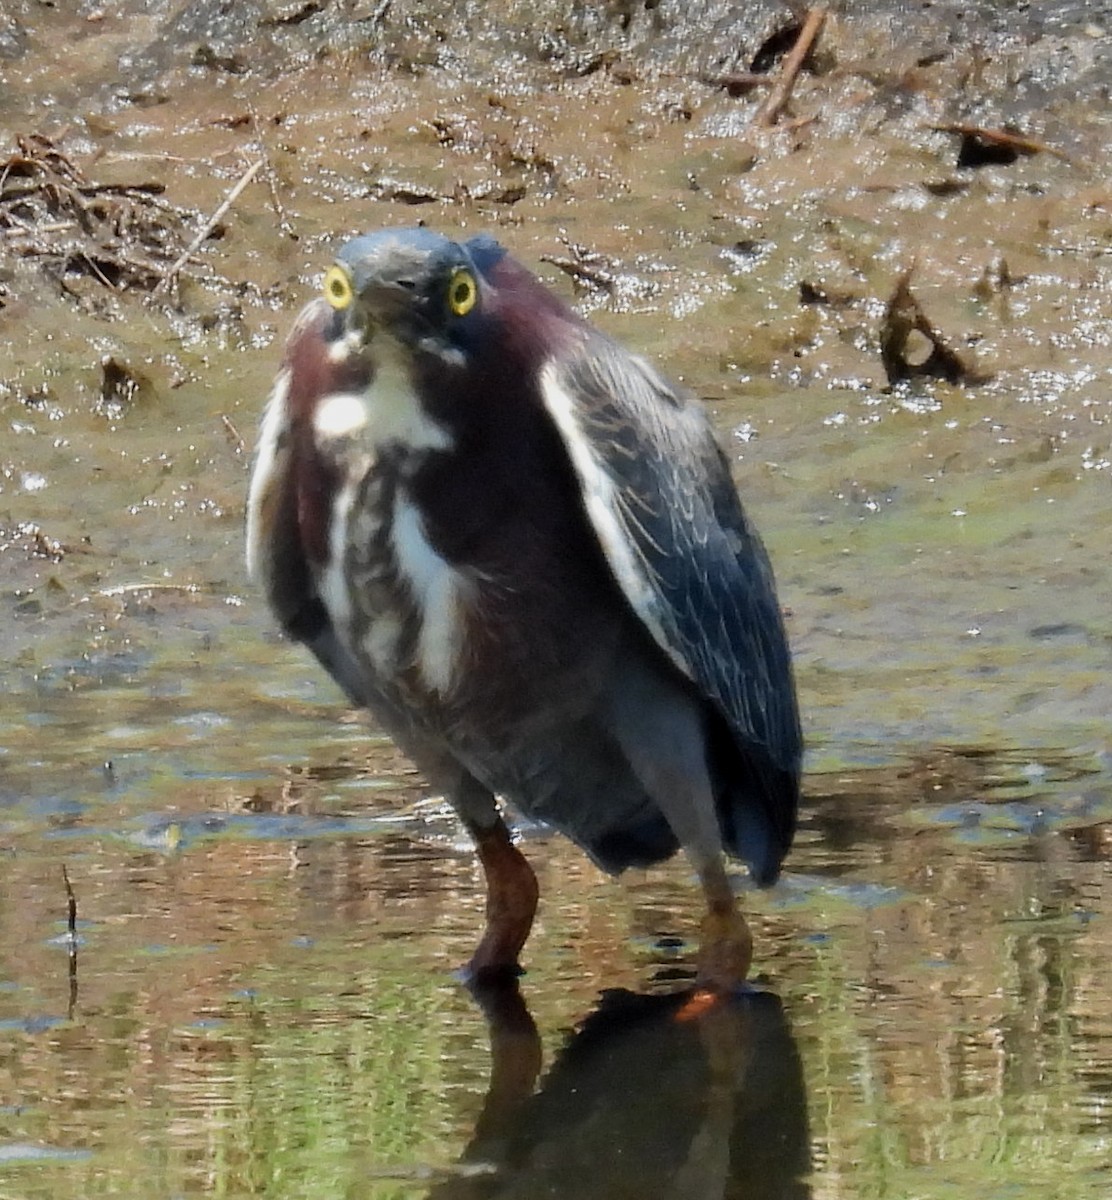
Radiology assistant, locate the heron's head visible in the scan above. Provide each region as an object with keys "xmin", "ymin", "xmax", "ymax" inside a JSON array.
[{"xmin": 321, "ymin": 227, "xmax": 516, "ymax": 370}]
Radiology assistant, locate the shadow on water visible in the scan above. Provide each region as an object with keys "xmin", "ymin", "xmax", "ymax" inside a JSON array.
[{"xmin": 431, "ymin": 983, "xmax": 809, "ymax": 1200}]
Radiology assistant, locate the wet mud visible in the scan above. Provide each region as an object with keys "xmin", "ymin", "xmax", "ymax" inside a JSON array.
[{"xmin": 2, "ymin": 3, "xmax": 1111, "ymax": 1198}]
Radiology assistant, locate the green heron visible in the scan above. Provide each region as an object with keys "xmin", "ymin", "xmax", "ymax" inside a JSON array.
[{"xmin": 246, "ymin": 227, "xmax": 801, "ymax": 991}]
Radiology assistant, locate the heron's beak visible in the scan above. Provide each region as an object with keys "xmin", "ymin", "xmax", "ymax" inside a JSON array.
[{"xmin": 358, "ymin": 284, "xmax": 435, "ymax": 351}]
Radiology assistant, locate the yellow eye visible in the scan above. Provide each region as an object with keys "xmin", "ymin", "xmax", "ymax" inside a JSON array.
[
  {"xmin": 324, "ymin": 264, "xmax": 354, "ymax": 310},
  {"xmin": 447, "ymin": 268, "xmax": 478, "ymax": 317}
]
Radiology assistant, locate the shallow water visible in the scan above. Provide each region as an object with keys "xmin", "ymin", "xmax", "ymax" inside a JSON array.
[
  {"xmin": 3, "ymin": 708, "xmax": 1112, "ymax": 1198},
  {"xmin": 3, "ymin": 4, "xmax": 1112, "ymax": 1197}
]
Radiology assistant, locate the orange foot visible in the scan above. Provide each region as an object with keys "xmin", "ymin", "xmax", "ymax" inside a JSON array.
[
  {"xmin": 695, "ymin": 907, "xmax": 753, "ymax": 994},
  {"xmin": 674, "ymin": 988, "xmax": 720, "ymax": 1022}
]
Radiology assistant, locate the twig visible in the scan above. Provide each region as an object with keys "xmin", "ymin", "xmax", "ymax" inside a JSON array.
[
  {"xmin": 76, "ymin": 182, "xmax": 166, "ymax": 197},
  {"xmin": 753, "ymin": 7, "xmax": 827, "ymax": 128},
  {"xmin": 540, "ymin": 254, "xmax": 618, "ymax": 294},
  {"xmin": 780, "ymin": 114, "xmax": 818, "ymax": 134},
  {"xmin": 79, "ymin": 251, "xmax": 119, "ymax": 291},
  {"xmin": 927, "ymin": 122, "xmax": 1071, "ymax": 164},
  {"xmin": 250, "ymin": 108, "xmax": 297, "ymax": 241},
  {"xmin": 149, "ymin": 157, "xmax": 262, "ymax": 301},
  {"xmin": 540, "ymin": 238, "xmax": 621, "ymax": 294},
  {"xmin": 62, "ymin": 865, "xmax": 77, "ymax": 943},
  {"xmin": 221, "ymin": 413, "xmax": 246, "ymax": 456},
  {"xmin": 1, "ymin": 219, "xmax": 76, "ymax": 236},
  {"xmin": 705, "ymin": 71, "xmax": 772, "ymax": 94},
  {"xmin": 97, "ymin": 582, "xmax": 202, "ymax": 598},
  {"xmin": 62, "ymin": 865, "xmax": 78, "ymax": 1018},
  {"xmin": 99, "ymin": 151, "xmax": 201, "ymax": 165}
]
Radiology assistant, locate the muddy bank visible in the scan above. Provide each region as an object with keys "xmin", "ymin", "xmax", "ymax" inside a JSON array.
[{"xmin": 4, "ymin": 1, "xmax": 1111, "ymax": 98}]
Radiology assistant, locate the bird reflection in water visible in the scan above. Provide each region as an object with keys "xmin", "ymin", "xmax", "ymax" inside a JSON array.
[{"xmin": 429, "ymin": 983, "xmax": 810, "ymax": 1200}]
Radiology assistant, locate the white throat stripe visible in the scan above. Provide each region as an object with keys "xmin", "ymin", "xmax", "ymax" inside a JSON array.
[{"xmin": 391, "ymin": 494, "xmax": 469, "ymax": 694}]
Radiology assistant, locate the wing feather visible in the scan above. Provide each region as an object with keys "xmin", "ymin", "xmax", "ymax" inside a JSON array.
[{"xmin": 540, "ymin": 335, "xmax": 802, "ymax": 863}]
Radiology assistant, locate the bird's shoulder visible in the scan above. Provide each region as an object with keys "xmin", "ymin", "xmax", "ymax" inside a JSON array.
[{"xmin": 544, "ymin": 328, "xmax": 747, "ymax": 538}]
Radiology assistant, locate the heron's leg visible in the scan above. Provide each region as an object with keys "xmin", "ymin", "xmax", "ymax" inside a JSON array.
[
  {"xmin": 453, "ymin": 777, "xmax": 539, "ymax": 981},
  {"xmin": 402, "ymin": 745, "xmax": 538, "ymax": 981},
  {"xmin": 606, "ymin": 657, "xmax": 752, "ymax": 992},
  {"xmin": 463, "ymin": 815, "xmax": 540, "ymax": 980}
]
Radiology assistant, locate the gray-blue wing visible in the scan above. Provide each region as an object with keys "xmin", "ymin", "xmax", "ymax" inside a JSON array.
[{"xmin": 539, "ymin": 334, "xmax": 802, "ymax": 876}]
